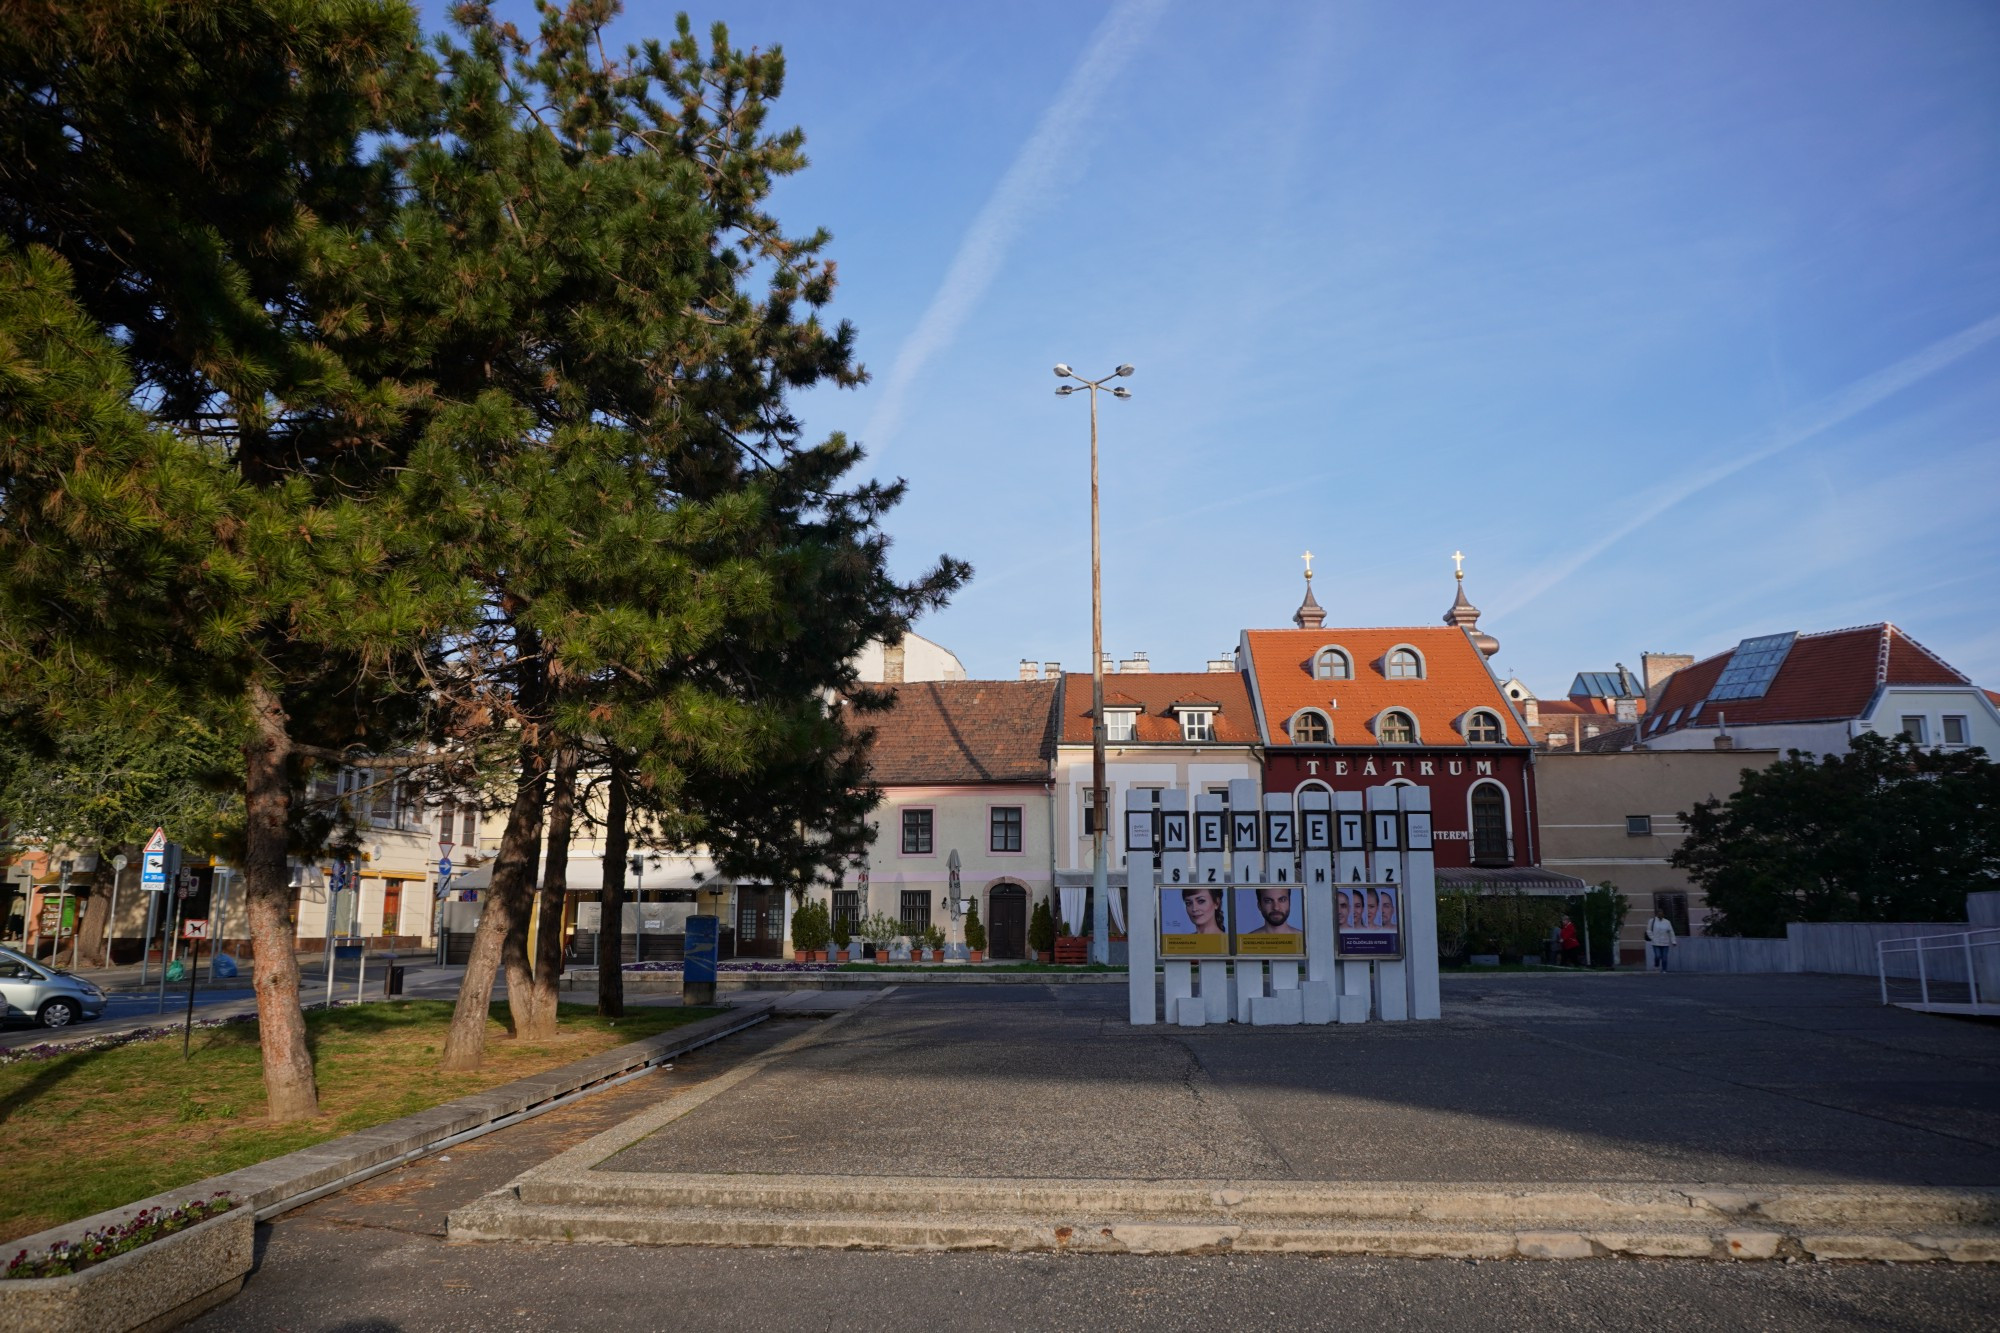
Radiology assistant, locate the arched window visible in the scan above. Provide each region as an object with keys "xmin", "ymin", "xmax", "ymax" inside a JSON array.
[
  {"xmin": 1471, "ymin": 784, "xmax": 1508, "ymax": 863},
  {"xmin": 1386, "ymin": 648, "xmax": 1423, "ymax": 679},
  {"xmin": 1291, "ymin": 711, "xmax": 1329, "ymax": 743},
  {"xmin": 1377, "ymin": 710, "xmax": 1415, "ymax": 744},
  {"xmin": 1465, "ymin": 711, "xmax": 1503, "ymax": 744},
  {"xmin": 1314, "ymin": 648, "xmax": 1351, "ymax": 680}
]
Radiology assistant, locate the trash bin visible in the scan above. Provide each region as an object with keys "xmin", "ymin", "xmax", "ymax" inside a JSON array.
[{"xmin": 384, "ymin": 965, "xmax": 405, "ymax": 998}]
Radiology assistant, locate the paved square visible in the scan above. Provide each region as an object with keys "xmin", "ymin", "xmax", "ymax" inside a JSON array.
[{"xmin": 600, "ymin": 973, "xmax": 2000, "ymax": 1186}]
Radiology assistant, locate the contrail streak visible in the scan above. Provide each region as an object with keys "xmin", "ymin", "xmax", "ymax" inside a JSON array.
[
  {"xmin": 1495, "ymin": 311, "xmax": 2000, "ymax": 617},
  {"xmin": 862, "ymin": 0, "xmax": 1170, "ymax": 455}
]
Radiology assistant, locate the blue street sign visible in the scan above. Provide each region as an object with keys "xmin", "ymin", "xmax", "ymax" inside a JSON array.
[
  {"xmin": 684, "ymin": 916, "xmax": 719, "ymax": 986},
  {"xmin": 437, "ymin": 855, "xmax": 453, "ymax": 878}
]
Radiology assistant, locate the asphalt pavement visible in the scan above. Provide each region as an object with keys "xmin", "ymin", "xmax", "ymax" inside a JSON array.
[{"xmin": 602, "ymin": 972, "xmax": 2000, "ymax": 1186}]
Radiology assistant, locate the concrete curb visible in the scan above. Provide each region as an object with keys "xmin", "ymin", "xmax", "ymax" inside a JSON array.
[
  {"xmin": 2, "ymin": 1001, "xmax": 774, "ymax": 1333},
  {"xmin": 449, "ymin": 1174, "xmax": 2000, "ymax": 1263}
]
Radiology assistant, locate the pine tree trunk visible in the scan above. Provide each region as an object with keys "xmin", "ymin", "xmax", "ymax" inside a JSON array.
[
  {"xmin": 439, "ymin": 737, "xmax": 547, "ymax": 1070},
  {"xmin": 597, "ymin": 766, "xmax": 627, "ymax": 1018},
  {"xmin": 244, "ymin": 678, "xmax": 319, "ymax": 1122},
  {"xmin": 72, "ymin": 863, "xmax": 115, "ymax": 968},
  {"xmin": 523, "ymin": 749, "xmax": 576, "ymax": 1039}
]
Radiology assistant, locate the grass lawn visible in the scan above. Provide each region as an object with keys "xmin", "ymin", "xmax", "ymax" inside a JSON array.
[
  {"xmin": 834, "ymin": 961, "xmax": 1124, "ymax": 973},
  {"xmin": 0, "ymin": 999, "xmax": 714, "ymax": 1244}
]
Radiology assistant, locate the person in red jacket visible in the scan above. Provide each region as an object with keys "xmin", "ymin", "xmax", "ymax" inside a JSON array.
[{"xmin": 1559, "ymin": 918, "xmax": 1582, "ymax": 967}]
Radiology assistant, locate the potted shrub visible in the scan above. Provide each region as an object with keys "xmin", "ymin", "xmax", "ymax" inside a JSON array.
[
  {"xmin": 790, "ymin": 898, "xmax": 830, "ymax": 962},
  {"xmin": 860, "ymin": 911, "xmax": 901, "ymax": 963},
  {"xmin": 831, "ymin": 911, "xmax": 851, "ymax": 963},
  {"xmin": 1028, "ymin": 899, "xmax": 1056, "ymax": 963},
  {"xmin": 963, "ymin": 899, "xmax": 986, "ymax": 963},
  {"xmin": 922, "ymin": 923, "xmax": 946, "ymax": 961}
]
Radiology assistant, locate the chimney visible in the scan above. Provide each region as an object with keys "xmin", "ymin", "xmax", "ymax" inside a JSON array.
[
  {"xmin": 1523, "ymin": 699, "xmax": 1540, "ymax": 727},
  {"xmin": 1119, "ymin": 651, "xmax": 1150, "ymax": 674},
  {"xmin": 1643, "ymin": 652, "xmax": 1693, "ymax": 696},
  {"xmin": 1206, "ymin": 657, "xmax": 1235, "ymax": 673},
  {"xmin": 1018, "ymin": 659, "xmax": 1038, "ymax": 681},
  {"xmin": 1713, "ymin": 709, "xmax": 1732, "ymax": 750},
  {"xmin": 1043, "ymin": 661, "xmax": 1060, "ymax": 680},
  {"xmin": 1100, "ymin": 652, "xmax": 1116, "ymax": 675},
  {"xmin": 1614, "ymin": 698, "xmax": 1637, "ymax": 723}
]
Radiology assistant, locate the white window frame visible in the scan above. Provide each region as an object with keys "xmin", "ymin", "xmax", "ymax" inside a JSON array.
[
  {"xmin": 1105, "ymin": 709, "xmax": 1139, "ymax": 743},
  {"xmin": 1942, "ymin": 715, "xmax": 1969, "ymax": 746},
  {"xmin": 1179, "ymin": 708, "xmax": 1216, "ymax": 742},
  {"xmin": 1900, "ymin": 715, "xmax": 1928, "ymax": 744}
]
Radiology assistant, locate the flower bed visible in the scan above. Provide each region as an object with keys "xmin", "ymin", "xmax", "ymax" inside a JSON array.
[
  {"xmin": 0, "ymin": 1014, "xmax": 257, "ymax": 1067},
  {"xmin": 5, "ymin": 1196, "xmax": 234, "ymax": 1280},
  {"xmin": 618, "ymin": 960, "xmax": 839, "ymax": 974},
  {"xmin": 0, "ymin": 1195, "xmax": 253, "ymax": 1333}
]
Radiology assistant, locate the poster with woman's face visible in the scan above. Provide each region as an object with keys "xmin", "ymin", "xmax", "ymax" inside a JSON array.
[
  {"xmin": 1160, "ymin": 885, "xmax": 1230, "ymax": 957},
  {"xmin": 1233, "ymin": 885, "xmax": 1303, "ymax": 956},
  {"xmin": 1337, "ymin": 884, "xmax": 1402, "ymax": 958}
]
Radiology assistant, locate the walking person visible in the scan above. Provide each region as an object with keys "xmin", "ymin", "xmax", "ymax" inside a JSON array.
[{"xmin": 1646, "ymin": 907, "xmax": 1677, "ymax": 972}]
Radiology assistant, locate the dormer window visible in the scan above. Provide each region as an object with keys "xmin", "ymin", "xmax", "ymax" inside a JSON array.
[
  {"xmin": 1385, "ymin": 648, "xmax": 1423, "ymax": 679},
  {"xmin": 1314, "ymin": 648, "xmax": 1352, "ymax": 680},
  {"xmin": 1465, "ymin": 710, "xmax": 1503, "ymax": 744},
  {"xmin": 1377, "ymin": 709, "xmax": 1416, "ymax": 744},
  {"xmin": 1105, "ymin": 709, "xmax": 1138, "ymax": 743},
  {"xmin": 1179, "ymin": 709, "xmax": 1216, "ymax": 742},
  {"xmin": 1291, "ymin": 710, "xmax": 1329, "ymax": 744}
]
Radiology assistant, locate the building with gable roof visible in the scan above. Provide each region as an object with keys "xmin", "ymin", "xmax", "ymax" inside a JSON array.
[
  {"xmin": 1239, "ymin": 564, "xmax": 1581, "ymax": 896},
  {"xmin": 850, "ymin": 678, "xmax": 1062, "ymax": 960},
  {"xmin": 1050, "ymin": 663, "xmax": 1262, "ymax": 939},
  {"xmin": 1640, "ymin": 623, "xmax": 2000, "ymax": 756}
]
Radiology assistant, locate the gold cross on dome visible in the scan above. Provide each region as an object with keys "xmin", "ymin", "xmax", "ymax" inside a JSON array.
[
  {"xmin": 1452, "ymin": 549, "xmax": 1465, "ymax": 577},
  {"xmin": 1302, "ymin": 550, "xmax": 1314, "ymax": 579}
]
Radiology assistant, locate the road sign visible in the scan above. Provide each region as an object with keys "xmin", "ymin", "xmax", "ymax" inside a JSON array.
[
  {"xmin": 144, "ymin": 827, "xmax": 167, "ymax": 854},
  {"xmin": 437, "ymin": 855, "xmax": 453, "ymax": 878},
  {"xmin": 182, "ymin": 919, "xmax": 209, "ymax": 939},
  {"xmin": 142, "ymin": 849, "xmax": 167, "ymax": 892}
]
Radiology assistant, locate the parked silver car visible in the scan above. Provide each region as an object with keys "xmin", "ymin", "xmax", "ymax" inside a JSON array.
[{"xmin": 0, "ymin": 945, "xmax": 107, "ymax": 1028}]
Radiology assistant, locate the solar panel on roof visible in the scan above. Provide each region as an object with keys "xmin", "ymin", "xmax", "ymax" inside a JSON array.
[{"xmin": 1706, "ymin": 632, "xmax": 1797, "ymax": 703}]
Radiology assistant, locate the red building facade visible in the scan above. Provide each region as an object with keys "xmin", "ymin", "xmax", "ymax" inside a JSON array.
[{"xmin": 1238, "ymin": 573, "xmax": 1541, "ymax": 872}]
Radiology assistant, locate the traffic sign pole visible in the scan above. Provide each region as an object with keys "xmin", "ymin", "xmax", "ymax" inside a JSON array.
[{"xmin": 182, "ymin": 923, "xmax": 204, "ymax": 1059}]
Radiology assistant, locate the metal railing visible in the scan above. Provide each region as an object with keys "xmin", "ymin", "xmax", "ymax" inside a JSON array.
[{"xmin": 1877, "ymin": 927, "xmax": 2000, "ymax": 1012}]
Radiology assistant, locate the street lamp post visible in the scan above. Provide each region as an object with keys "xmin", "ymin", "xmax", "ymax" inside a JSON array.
[{"xmin": 1055, "ymin": 362, "xmax": 1134, "ymax": 966}]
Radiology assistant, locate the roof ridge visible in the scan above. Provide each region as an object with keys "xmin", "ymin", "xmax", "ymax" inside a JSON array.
[
  {"xmin": 1794, "ymin": 622, "xmax": 1889, "ymax": 641},
  {"xmin": 1882, "ymin": 622, "xmax": 1970, "ymax": 684}
]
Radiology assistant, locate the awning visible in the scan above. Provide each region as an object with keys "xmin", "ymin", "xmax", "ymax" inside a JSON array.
[{"xmin": 1436, "ymin": 867, "xmax": 1592, "ymax": 897}]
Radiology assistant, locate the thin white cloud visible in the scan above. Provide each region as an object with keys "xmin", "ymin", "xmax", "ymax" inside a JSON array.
[
  {"xmin": 1494, "ymin": 311, "xmax": 2000, "ymax": 617},
  {"xmin": 862, "ymin": 0, "xmax": 1171, "ymax": 454}
]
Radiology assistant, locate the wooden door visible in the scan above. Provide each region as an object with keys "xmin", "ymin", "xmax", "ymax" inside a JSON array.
[
  {"xmin": 734, "ymin": 886, "xmax": 783, "ymax": 958},
  {"xmin": 988, "ymin": 884, "xmax": 1027, "ymax": 960},
  {"xmin": 381, "ymin": 880, "xmax": 402, "ymax": 938}
]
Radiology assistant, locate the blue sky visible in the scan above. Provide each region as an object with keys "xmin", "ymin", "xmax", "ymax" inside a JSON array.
[{"xmin": 484, "ymin": 1, "xmax": 2000, "ymax": 693}]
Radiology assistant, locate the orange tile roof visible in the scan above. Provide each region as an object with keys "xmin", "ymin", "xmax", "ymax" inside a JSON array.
[
  {"xmin": 1058, "ymin": 672, "xmax": 1258, "ymax": 745},
  {"xmin": 1241, "ymin": 626, "xmax": 1525, "ymax": 748},
  {"xmin": 1647, "ymin": 623, "xmax": 1970, "ymax": 737}
]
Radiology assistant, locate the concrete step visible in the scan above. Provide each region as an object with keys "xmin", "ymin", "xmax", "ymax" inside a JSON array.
[
  {"xmin": 449, "ymin": 1189, "xmax": 2000, "ymax": 1262},
  {"xmin": 510, "ymin": 1173, "xmax": 2000, "ymax": 1231}
]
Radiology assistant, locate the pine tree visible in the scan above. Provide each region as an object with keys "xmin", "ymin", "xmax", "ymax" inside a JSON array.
[
  {"xmin": 0, "ymin": 1, "xmax": 458, "ymax": 1121},
  {"xmin": 311, "ymin": 4, "xmax": 965, "ymax": 1069}
]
